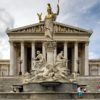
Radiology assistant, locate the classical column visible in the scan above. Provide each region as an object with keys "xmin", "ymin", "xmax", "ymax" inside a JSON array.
[
  {"xmin": 99, "ymin": 66, "xmax": 100, "ymax": 75},
  {"xmin": 42, "ymin": 42, "xmax": 46, "ymax": 59},
  {"xmin": 10, "ymin": 41, "xmax": 15, "ymax": 75},
  {"xmin": 31, "ymin": 42, "xmax": 35, "ymax": 70},
  {"xmin": 21, "ymin": 42, "xmax": 26, "ymax": 75},
  {"xmin": 74, "ymin": 42, "xmax": 78, "ymax": 73},
  {"xmin": 84, "ymin": 42, "xmax": 89, "ymax": 75},
  {"xmin": 64, "ymin": 42, "xmax": 68, "ymax": 69}
]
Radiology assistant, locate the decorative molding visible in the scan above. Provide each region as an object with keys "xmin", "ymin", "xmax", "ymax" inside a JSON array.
[{"xmin": 7, "ymin": 22, "xmax": 92, "ymax": 34}]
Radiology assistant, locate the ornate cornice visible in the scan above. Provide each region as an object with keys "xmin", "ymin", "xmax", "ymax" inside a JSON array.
[{"xmin": 7, "ymin": 22, "xmax": 92, "ymax": 36}]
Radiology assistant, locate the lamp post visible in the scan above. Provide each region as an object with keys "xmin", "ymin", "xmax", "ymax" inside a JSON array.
[
  {"xmin": 77, "ymin": 59, "xmax": 80, "ymax": 74},
  {"xmin": 19, "ymin": 59, "xmax": 22, "ymax": 75}
]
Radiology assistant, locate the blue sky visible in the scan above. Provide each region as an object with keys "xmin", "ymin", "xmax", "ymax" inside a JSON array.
[{"xmin": 0, "ymin": 0, "xmax": 100, "ymax": 59}]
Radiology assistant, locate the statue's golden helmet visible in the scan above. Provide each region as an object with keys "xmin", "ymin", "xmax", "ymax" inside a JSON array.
[
  {"xmin": 47, "ymin": 3, "xmax": 52, "ymax": 14},
  {"xmin": 47, "ymin": 3, "xmax": 51, "ymax": 10}
]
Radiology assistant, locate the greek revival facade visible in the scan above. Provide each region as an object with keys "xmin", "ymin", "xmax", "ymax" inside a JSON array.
[
  {"xmin": 0, "ymin": 3, "xmax": 100, "ymax": 100},
  {"xmin": 7, "ymin": 22, "xmax": 91, "ymax": 76}
]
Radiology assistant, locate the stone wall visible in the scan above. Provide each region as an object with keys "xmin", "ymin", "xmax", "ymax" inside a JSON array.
[
  {"xmin": 0, "ymin": 60, "xmax": 10, "ymax": 76},
  {"xmin": 0, "ymin": 76, "xmax": 100, "ymax": 93},
  {"xmin": 0, "ymin": 77, "xmax": 22, "ymax": 92},
  {"xmin": 77, "ymin": 76, "xmax": 100, "ymax": 92},
  {"xmin": 0, "ymin": 93, "xmax": 99, "ymax": 100},
  {"xmin": 0, "ymin": 76, "xmax": 99, "ymax": 99}
]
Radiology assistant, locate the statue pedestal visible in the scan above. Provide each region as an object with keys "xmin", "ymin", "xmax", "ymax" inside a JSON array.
[
  {"xmin": 44, "ymin": 41, "xmax": 56, "ymax": 65},
  {"xmin": 23, "ymin": 82, "xmax": 77, "ymax": 93}
]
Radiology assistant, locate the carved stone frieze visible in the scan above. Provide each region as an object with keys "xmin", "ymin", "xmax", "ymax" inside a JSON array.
[
  {"xmin": 23, "ymin": 61, "xmax": 69, "ymax": 83},
  {"xmin": 9, "ymin": 22, "xmax": 88, "ymax": 33}
]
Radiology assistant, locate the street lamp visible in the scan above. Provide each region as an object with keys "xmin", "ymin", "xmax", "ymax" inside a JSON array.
[
  {"xmin": 77, "ymin": 59, "xmax": 80, "ymax": 74},
  {"xmin": 19, "ymin": 59, "xmax": 22, "ymax": 75}
]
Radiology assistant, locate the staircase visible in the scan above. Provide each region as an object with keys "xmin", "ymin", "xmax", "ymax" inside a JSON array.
[
  {"xmin": 77, "ymin": 76, "xmax": 100, "ymax": 92},
  {"xmin": 0, "ymin": 76, "xmax": 22, "ymax": 92}
]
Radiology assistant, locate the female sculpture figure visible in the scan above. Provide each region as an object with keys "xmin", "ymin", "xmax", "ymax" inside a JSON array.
[
  {"xmin": 37, "ymin": 13, "xmax": 42, "ymax": 22},
  {"xmin": 45, "ymin": 3, "xmax": 60, "ymax": 40},
  {"xmin": 45, "ymin": 3, "xmax": 59, "ymax": 21}
]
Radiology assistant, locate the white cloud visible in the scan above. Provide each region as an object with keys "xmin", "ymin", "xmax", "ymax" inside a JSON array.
[
  {"xmin": 59, "ymin": 0, "xmax": 99, "ymax": 22},
  {"xmin": 0, "ymin": 39, "xmax": 10, "ymax": 59},
  {"xmin": 0, "ymin": 9, "xmax": 14, "ymax": 59},
  {"xmin": 97, "ymin": 21, "xmax": 100, "ymax": 24},
  {"xmin": 62, "ymin": 0, "xmax": 99, "ymax": 13},
  {"xmin": 0, "ymin": 0, "xmax": 100, "ymax": 59},
  {"xmin": 89, "ymin": 52, "xmax": 100, "ymax": 59},
  {"xmin": 0, "ymin": 0, "xmax": 59, "ymax": 27}
]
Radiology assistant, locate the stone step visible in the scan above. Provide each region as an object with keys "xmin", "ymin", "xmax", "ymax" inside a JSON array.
[
  {"xmin": 0, "ymin": 99, "xmax": 31, "ymax": 100},
  {"xmin": 0, "ymin": 77, "xmax": 22, "ymax": 92},
  {"xmin": 77, "ymin": 76, "xmax": 100, "ymax": 92}
]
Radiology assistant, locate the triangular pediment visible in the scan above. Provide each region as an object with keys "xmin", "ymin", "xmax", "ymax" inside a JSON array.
[{"xmin": 7, "ymin": 22, "xmax": 92, "ymax": 34}]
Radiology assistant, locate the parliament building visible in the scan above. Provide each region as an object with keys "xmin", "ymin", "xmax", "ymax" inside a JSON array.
[
  {"xmin": 0, "ymin": 3, "xmax": 100, "ymax": 100},
  {"xmin": 0, "ymin": 22, "xmax": 100, "ymax": 76}
]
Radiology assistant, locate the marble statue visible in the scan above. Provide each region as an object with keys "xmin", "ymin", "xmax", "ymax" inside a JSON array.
[
  {"xmin": 34, "ymin": 51, "xmax": 44, "ymax": 63},
  {"xmin": 69, "ymin": 73, "xmax": 77, "ymax": 83},
  {"xmin": 32, "ymin": 51, "xmax": 44, "ymax": 70},
  {"xmin": 54, "ymin": 51, "xmax": 68, "ymax": 80},
  {"xmin": 23, "ymin": 72, "xmax": 31, "ymax": 83},
  {"xmin": 28, "ymin": 50, "xmax": 68, "ymax": 82},
  {"xmin": 37, "ymin": 13, "xmax": 42, "ymax": 22},
  {"xmin": 45, "ymin": 3, "xmax": 59, "ymax": 21},
  {"xmin": 45, "ymin": 3, "xmax": 60, "ymax": 40},
  {"xmin": 56, "ymin": 51, "xmax": 66, "ymax": 63},
  {"xmin": 23, "ymin": 2, "xmax": 70, "ymax": 83}
]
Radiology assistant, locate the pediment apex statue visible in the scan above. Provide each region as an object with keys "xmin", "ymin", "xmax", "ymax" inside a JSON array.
[
  {"xmin": 44, "ymin": 2, "xmax": 60, "ymax": 40},
  {"xmin": 37, "ymin": 1, "xmax": 60, "ymax": 22},
  {"xmin": 45, "ymin": 3, "xmax": 60, "ymax": 21}
]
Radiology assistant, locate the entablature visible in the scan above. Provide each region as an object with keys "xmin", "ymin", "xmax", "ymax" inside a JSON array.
[{"xmin": 7, "ymin": 22, "xmax": 92, "ymax": 37}]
